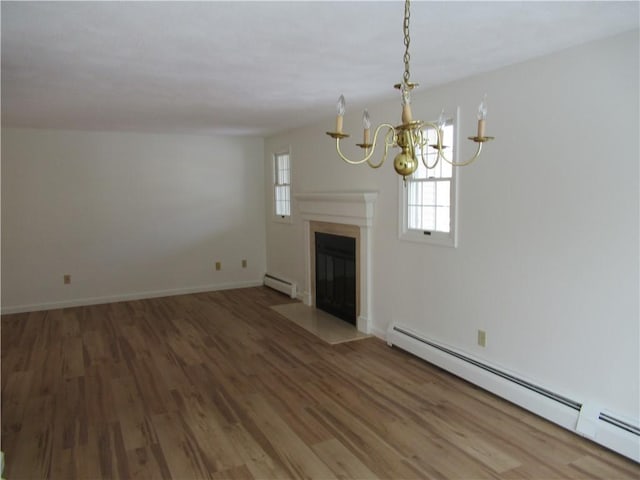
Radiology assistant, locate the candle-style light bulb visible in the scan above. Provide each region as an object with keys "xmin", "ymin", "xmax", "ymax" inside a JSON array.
[
  {"xmin": 436, "ymin": 109, "xmax": 446, "ymax": 148},
  {"xmin": 401, "ymin": 85, "xmax": 411, "ymax": 106},
  {"xmin": 337, "ymin": 95, "xmax": 346, "ymax": 116},
  {"xmin": 401, "ymin": 83, "xmax": 413, "ymax": 124},
  {"xmin": 477, "ymin": 94, "xmax": 488, "ymax": 138},
  {"xmin": 437, "ymin": 109, "xmax": 446, "ymax": 131},
  {"xmin": 362, "ymin": 109, "xmax": 371, "ymax": 129},
  {"xmin": 477, "ymin": 94, "xmax": 488, "ymax": 121},
  {"xmin": 335, "ymin": 94, "xmax": 346, "ymax": 133},
  {"xmin": 362, "ymin": 109, "xmax": 371, "ymax": 144}
]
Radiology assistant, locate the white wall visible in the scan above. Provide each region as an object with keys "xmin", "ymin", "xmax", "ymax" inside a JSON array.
[
  {"xmin": 265, "ymin": 30, "xmax": 639, "ymax": 424},
  {"xmin": 2, "ymin": 128, "xmax": 266, "ymax": 311}
]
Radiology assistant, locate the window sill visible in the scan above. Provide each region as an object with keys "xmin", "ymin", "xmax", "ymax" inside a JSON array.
[
  {"xmin": 273, "ymin": 215, "xmax": 293, "ymax": 225},
  {"xmin": 399, "ymin": 229, "xmax": 457, "ymax": 248}
]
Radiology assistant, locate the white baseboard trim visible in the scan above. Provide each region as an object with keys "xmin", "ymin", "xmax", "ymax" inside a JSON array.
[
  {"xmin": 370, "ymin": 325, "xmax": 387, "ymax": 340},
  {"xmin": 387, "ymin": 323, "xmax": 640, "ymax": 463},
  {"xmin": 1, "ymin": 280, "xmax": 263, "ymax": 314}
]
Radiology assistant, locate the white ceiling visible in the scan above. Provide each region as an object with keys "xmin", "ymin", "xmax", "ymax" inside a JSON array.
[{"xmin": 2, "ymin": 1, "xmax": 638, "ymax": 136}]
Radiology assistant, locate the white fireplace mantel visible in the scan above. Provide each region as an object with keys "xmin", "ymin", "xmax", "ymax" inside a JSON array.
[
  {"xmin": 296, "ymin": 192, "xmax": 377, "ymax": 227},
  {"xmin": 295, "ymin": 192, "xmax": 377, "ymax": 334}
]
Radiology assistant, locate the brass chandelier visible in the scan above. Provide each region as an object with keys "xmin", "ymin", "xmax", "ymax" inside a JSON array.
[{"xmin": 326, "ymin": 0, "xmax": 494, "ymax": 180}]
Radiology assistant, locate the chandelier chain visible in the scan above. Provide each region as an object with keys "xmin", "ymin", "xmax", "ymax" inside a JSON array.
[{"xmin": 403, "ymin": 0, "xmax": 411, "ymax": 86}]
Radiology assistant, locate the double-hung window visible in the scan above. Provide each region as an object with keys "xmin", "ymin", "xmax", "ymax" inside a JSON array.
[
  {"xmin": 400, "ymin": 113, "xmax": 458, "ymax": 247},
  {"xmin": 274, "ymin": 150, "xmax": 291, "ymax": 220}
]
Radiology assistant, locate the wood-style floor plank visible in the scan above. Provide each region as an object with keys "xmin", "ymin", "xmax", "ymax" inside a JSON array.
[{"xmin": 2, "ymin": 286, "xmax": 639, "ymax": 479}]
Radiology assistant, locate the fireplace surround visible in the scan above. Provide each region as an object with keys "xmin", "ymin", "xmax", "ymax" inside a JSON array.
[{"xmin": 295, "ymin": 192, "xmax": 376, "ymax": 334}]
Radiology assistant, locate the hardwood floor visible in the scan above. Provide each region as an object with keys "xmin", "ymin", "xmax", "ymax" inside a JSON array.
[{"xmin": 2, "ymin": 287, "xmax": 638, "ymax": 479}]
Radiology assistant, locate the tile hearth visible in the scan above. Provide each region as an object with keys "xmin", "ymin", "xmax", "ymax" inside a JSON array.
[{"xmin": 271, "ymin": 303, "xmax": 370, "ymax": 345}]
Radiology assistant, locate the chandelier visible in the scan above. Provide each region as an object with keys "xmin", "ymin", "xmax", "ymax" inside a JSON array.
[{"xmin": 326, "ymin": 0, "xmax": 494, "ymax": 180}]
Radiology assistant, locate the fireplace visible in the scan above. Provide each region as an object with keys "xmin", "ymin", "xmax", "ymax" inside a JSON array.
[
  {"xmin": 295, "ymin": 192, "xmax": 377, "ymax": 334},
  {"xmin": 315, "ymin": 232, "xmax": 357, "ymax": 325}
]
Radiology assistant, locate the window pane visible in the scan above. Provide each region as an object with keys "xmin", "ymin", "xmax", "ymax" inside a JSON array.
[
  {"xmin": 275, "ymin": 185, "xmax": 284, "ymax": 203},
  {"xmin": 435, "ymin": 180, "xmax": 450, "ymax": 207},
  {"xmin": 435, "ymin": 206, "xmax": 450, "ymax": 232},
  {"xmin": 421, "ymin": 207, "xmax": 436, "ymax": 231},
  {"xmin": 408, "ymin": 181, "xmax": 434, "ymax": 207},
  {"xmin": 439, "ymin": 156, "xmax": 452, "ymax": 179},
  {"xmin": 408, "ymin": 183, "xmax": 435, "ymax": 231},
  {"xmin": 275, "ymin": 153, "xmax": 290, "ymax": 185},
  {"xmin": 422, "ymin": 181, "xmax": 436, "ymax": 205},
  {"xmin": 282, "ymin": 154, "xmax": 290, "ymax": 184},
  {"xmin": 407, "ymin": 204, "xmax": 422, "ymax": 230},
  {"xmin": 275, "ymin": 185, "xmax": 290, "ymax": 216},
  {"xmin": 413, "ymin": 156, "xmax": 428, "ymax": 180}
]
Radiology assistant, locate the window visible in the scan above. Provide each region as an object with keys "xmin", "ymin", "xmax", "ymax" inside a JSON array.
[
  {"xmin": 274, "ymin": 150, "xmax": 291, "ymax": 220},
  {"xmin": 400, "ymin": 114, "xmax": 458, "ymax": 247}
]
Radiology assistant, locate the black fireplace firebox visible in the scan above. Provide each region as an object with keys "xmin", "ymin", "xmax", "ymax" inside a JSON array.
[{"xmin": 315, "ymin": 232, "xmax": 356, "ymax": 325}]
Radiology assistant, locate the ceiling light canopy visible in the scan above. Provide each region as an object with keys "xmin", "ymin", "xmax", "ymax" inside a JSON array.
[{"xmin": 326, "ymin": 0, "xmax": 495, "ymax": 180}]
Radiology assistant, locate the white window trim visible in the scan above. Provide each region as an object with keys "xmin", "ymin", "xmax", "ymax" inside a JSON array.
[
  {"xmin": 399, "ymin": 107, "xmax": 460, "ymax": 248},
  {"xmin": 273, "ymin": 147, "xmax": 293, "ymax": 224}
]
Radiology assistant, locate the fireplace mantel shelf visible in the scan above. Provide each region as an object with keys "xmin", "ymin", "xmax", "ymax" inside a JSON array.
[
  {"xmin": 295, "ymin": 192, "xmax": 378, "ymax": 203},
  {"xmin": 295, "ymin": 192, "xmax": 377, "ymax": 227}
]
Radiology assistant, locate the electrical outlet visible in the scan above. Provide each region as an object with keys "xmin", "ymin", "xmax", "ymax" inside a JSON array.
[
  {"xmin": 477, "ymin": 329, "xmax": 487, "ymax": 347},
  {"xmin": 215, "ymin": 261, "xmax": 221, "ymax": 271},
  {"xmin": 242, "ymin": 259, "xmax": 247, "ymax": 268},
  {"xmin": 63, "ymin": 274, "xmax": 71, "ymax": 285}
]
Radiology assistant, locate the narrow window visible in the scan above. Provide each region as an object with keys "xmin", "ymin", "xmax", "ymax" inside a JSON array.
[{"xmin": 274, "ymin": 150, "xmax": 291, "ymax": 219}]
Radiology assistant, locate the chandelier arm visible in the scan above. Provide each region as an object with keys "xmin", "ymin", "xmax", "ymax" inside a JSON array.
[
  {"xmin": 421, "ymin": 149, "xmax": 440, "ymax": 170},
  {"xmin": 417, "ymin": 122, "xmax": 442, "ymax": 169},
  {"xmin": 423, "ymin": 121, "xmax": 439, "ymax": 131},
  {"xmin": 367, "ymin": 125, "xmax": 397, "ymax": 168},
  {"xmin": 438, "ymin": 141, "xmax": 484, "ymax": 167},
  {"xmin": 336, "ymin": 138, "xmax": 367, "ymax": 165},
  {"xmin": 367, "ymin": 149, "xmax": 387, "ymax": 169},
  {"xmin": 336, "ymin": 123, "xmax": 396, "ymax": 166}
]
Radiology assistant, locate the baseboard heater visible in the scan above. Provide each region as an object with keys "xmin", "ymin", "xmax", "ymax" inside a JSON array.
[
  {"xmin": 387, "ymin": 323, "xmax": 640, "ymax": 463},
  {"xmin": 264, "ymin": 274, "xmax": 297, "ymax": 299}
]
